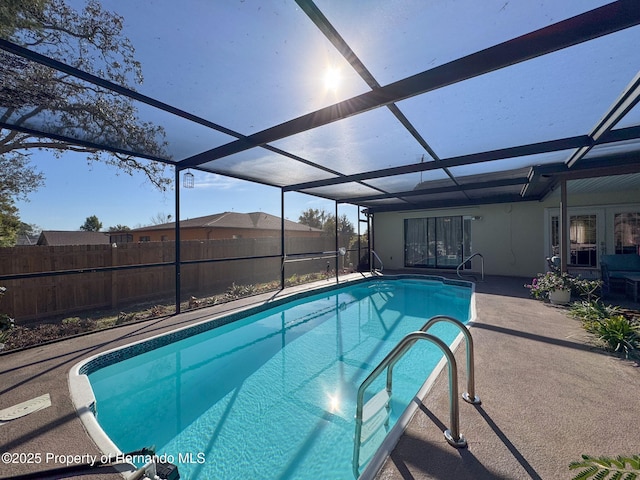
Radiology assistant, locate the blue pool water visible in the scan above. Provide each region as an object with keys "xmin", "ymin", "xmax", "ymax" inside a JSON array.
[{"xmin": 87, "ymin": 277, "xmax": 472, "ymax": 479}]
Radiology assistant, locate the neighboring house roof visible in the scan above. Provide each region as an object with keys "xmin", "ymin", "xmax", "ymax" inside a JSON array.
[
  {"xmin": 15, "ymin": 234, "xmax": 40, "ymax": 246},
  {"xmin": 37, "ymin": 231, "xmax": 111, "ymax": 246},
  {"xmin": 131, "ymin": 212, "xmax": 322, "ymax": 233}
]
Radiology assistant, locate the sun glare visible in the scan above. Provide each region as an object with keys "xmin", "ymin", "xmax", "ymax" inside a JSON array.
[
  {"xmin": 327, "ymin": 393, "xmax": 341, "ymax": 413},
  {"xmin": 323, "ymin": 66, "xmax": 342, "ymax": 92}
]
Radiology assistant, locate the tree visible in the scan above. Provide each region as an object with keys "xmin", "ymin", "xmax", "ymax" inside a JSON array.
[
  {"xmin": 0, "ymin": 0, "xmax": 172, "ymax": 193},
  {"xmin": 80, "ymin": 215, "xmax": 102, "ymax": 232},
  {"xmin": 298, "ymin": 208, "xmax": 327, "ymax": 230},
  {"xmin": 17, "ymin": 221, "xmax": 40, "ymax": 237},
  {"xmin": 0, "ymin": 197, "xmax": 21, "ymax": 247},
  {"xmin": 0, "ymin": 154, "xmax": 44, "ymax": 245},
  {"xmin": 149, "ymin": 212, "xmax": 173, "ymax": 225},
  {"xmin": 108, "ymin": 225, "xmax": 130, "ymax": 232},
  {"xmin": 298, "ymin": 208, "xmax": 355, "ymax": 239},
  {"xmin": 323, "ymin": 213, "xmax": 355, "ymax": 238}
]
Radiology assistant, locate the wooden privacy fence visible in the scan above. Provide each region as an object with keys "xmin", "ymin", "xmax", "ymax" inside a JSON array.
[{"xmin": 0, "ymin": 236, "xmax": 345, "ymax": 323}]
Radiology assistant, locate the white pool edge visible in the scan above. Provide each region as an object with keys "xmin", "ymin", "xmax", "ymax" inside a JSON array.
[{"xmin": 68, "ymin": 364, "xmax": 135, "ymax": 478}]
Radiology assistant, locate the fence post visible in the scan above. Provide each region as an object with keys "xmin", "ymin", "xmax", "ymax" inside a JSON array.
[{"xmin": 111, "ymin": 243, "xmax": 118, "ymax": 309}]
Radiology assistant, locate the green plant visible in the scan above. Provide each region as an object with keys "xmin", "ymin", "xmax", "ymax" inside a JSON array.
[
  {"xmin": 116, "ymin": 311, "xmax": 137, "ymax": 325},
  {"xmin": 284, "ymin": 272, "xmax": 327, "ymax": 287},
  {"xmin": 571, "ymin": 277, "xmax": 603, "ymax": 301},
  {"xmin": 525, "ymin": 271, "xmax": 575, "ymax": 300},
  {"xmin": 62, "ymin": 317, "xmax": 82, "ymax": 326},
  {"xmin": 0, "ymin": 312, "xmax": 13, "ymax": 330},
  {"xmin": 569, "ymin": 454, "xmax": 640, "ymax": 479},
  {"xmin": 569, "ymin": 300, "xmax": 620, "ymax": 323},
  {"xmin": 526, "ymin": 272, "xmax": 602, "ymax": 302},
  {"xmin": 0, "ymin": 318, "xmax": 14, "ymax": 345},
  {"xmin": 0, "ymin": 287, "xmax": 15, "ymax": 346},
  {"xmin": 224, "ymin": 282, "xmax": 257, "ymax": 300},
  {"xmin": 149, "ymin": 305, "xmax": 170, "ymax": 317},
  {"xmin": 583, "ymin": 314, "xmax": 640, "ymax": 359}
]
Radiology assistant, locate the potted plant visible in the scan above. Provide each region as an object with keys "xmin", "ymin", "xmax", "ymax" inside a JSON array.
[{"xmin": 525, "ymin": 271, "xmax": 575, "ymax": 304}]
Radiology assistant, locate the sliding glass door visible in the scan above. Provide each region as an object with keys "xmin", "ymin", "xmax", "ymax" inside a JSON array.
[{"xmin": 404, "ymin": 216, "xmax": 465, "ymax": 268}]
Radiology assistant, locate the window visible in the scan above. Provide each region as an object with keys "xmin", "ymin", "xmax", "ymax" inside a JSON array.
[
  {"xmin": 139, "ymin": 236, "xmax": 151, "ymax": 242},
  {"xmin": 551, "ymin": 214, "xmax": 597, "ymax": 267},
  {"xmin": 614, "ymin": 213, "xmax": 640, "ymax": 254},
  {"xmin": 570, "ymin": 215, "xmax": 597, "ymax": 266},
  {"xmin": 404, "ymin": 216, "xmax": 469, "ymax": 268},
  {"xmin": 109, "ymin": 233, "xmax": 132, "ymax": 243}
]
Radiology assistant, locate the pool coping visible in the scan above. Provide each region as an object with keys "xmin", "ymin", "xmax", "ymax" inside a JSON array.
[{"xmin": 68, "ymin": 274, "xmax": 475, "ymax": 479}]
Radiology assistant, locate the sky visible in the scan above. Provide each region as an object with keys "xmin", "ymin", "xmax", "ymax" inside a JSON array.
[
  {"xmin": 16, "ymin": 149, "xmax": 356, "ymax": 231},
  {"xmin": 14, "ymin": 0, "xmax": 363, "ymax": 232},
  {"xmin": 11, "ymin": 0, "xmax": 638, "ymax": 232}
]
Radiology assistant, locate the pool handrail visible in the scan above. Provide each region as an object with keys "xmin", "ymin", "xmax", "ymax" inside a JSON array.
[
  {"xmin": 352, "ymin": 331, "xmax": 467, "ymax": 478},
  {"xmin": 371, "ymin": 250, "xmax": 383, "ymax": 273},
  {"xmin": 419, "ymin": 315, "xmax": 481, "ymax": 405},
  {"xmin": 457, "ymin": 252, "xmax": 484, "ymax": 281}
]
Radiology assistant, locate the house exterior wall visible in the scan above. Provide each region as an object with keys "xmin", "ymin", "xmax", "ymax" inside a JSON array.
[{"xmin": 373, "ymin": 188, "xmax": 640, "ymax": 278}]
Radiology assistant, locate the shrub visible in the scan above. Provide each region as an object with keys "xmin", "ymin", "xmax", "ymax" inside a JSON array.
[
  {"xmin": 525, "ymin": 272, "xmax": 575, "ymax": 300},
  {"xmin": 525, "ymin": 272, "xmax": 602, "ymax": 302},
  {"xmin": 0, "ymin": 287, "xmax": 15, "ymax": 347},
  {"xmin": 583, "ymin": 314, "xmax": 640, "ymax": 359},
  {"xmin": 571, "ymin": 277, "xmax": 602, "ymax": 301},
  {"xmin": 0, "ymin": 312, "xmax": 14, "ymax": 332},
  {"xmin": 569, "ymin": 299, "xmax": 639, "ymax": 360},
  {"xmin": 569, "ymin": 300, "xmax": 619, "ymax": 322},
  {"xmin": 224, "ymin": 282, "xmax": 257, "ymax": 300}
]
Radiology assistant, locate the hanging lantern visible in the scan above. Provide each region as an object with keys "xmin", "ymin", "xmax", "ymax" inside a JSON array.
[{"xmin": 183, "ymin": 169, "xmax": 194, "ymax": 188}]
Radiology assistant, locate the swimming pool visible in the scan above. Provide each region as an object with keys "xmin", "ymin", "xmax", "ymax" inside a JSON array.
[{"xmin": 71, "ymin": 276, "xmax": 474, "ymax": 479}]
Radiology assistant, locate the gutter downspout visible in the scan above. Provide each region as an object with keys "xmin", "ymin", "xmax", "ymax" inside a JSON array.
[{"xmin": 560, "ymin": 179, "xmax": 568, "ymax": 274}]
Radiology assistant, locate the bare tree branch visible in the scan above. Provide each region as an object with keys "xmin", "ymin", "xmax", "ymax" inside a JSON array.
[{"xmin": 0, "ymin": 0, "xmax": 172, "ymax": 195}]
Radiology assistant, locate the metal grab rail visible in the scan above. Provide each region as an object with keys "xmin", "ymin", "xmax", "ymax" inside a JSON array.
[
  {"xmin": 281, "ymin": 248, "xmax": 347, "ymax": 269},
  {"xmin": 420, "ymin": 316, "xmax": 481, "ymax": 405},
  {"xmin": 457, "ymin": 252, "xmax": 484, "ymax": 281},
  {"xmin": 371, "ymin": 250, "xmax": 383, "ymax": 273},
  {"xmin": 352, "ymin": 331, "xmax": 467, "ymax": 478}
]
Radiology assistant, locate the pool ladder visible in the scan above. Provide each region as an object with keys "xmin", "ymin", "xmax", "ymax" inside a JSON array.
[
  {"xmin": 371, "ymin": 250, "xmax": 383, "ymax": 273},
  {"xmin": 457, "ymin": 252, "xmax": 484, "ymax": 282},
  {"xmin": 352, "ymin": 315, "xmax": 480, "ymax": 478}
]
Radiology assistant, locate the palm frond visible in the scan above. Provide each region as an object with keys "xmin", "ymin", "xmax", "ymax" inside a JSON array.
[{"xmin": 570, "ymin": 455, "xmax": 640, "ymax": 480}]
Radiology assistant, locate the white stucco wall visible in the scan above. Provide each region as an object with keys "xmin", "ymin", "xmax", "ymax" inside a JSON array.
[{"xmin": 373, "ymin": 187, "xmax": 640, "ymax": 278}]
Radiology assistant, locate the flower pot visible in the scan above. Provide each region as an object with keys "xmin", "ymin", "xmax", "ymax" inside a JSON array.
[{"xmin": 548, "ymin": 288, "xmax": 571, "ymax": 305}]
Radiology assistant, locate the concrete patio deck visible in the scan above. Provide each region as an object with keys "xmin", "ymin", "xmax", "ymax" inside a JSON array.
[{"xmin": 0, "ymin": 274, "xmax": 638, "ymax": 480}]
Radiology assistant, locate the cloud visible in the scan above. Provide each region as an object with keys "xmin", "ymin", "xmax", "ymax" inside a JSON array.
[{"xmin": 192, "ymin": 173, "xmax": 246, "ymax": 190}]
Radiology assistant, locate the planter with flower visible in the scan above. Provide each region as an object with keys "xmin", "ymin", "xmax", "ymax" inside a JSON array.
[{"xmin": 525, "ymin": 271, "xmax": 576, "ymax": 304}]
